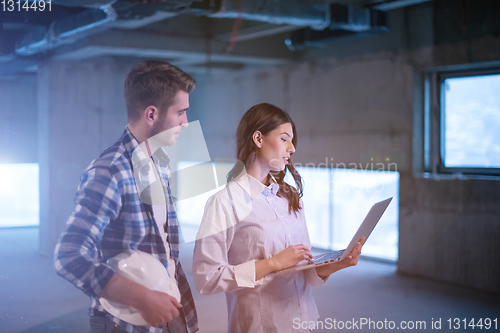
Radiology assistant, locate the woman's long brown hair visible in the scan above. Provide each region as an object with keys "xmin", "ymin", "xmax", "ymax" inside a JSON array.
[{"xmin": 227, "ymin": 103, "xmax": 303, "ymax": 214}]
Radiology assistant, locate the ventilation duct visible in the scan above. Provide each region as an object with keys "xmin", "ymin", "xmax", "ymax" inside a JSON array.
[
  {"xmin": 286, "ymin": 3, "xmax": 387, "ymax": 51},
  {"xmin": 10, "ymin": 0, "xmax": 387, "ymax": 70},
  {"xmin": 14, "ymin": 0, "xmax": 196, "ymax": 56},
  {"xmin": 50, "ymin": 0, "xmax": 116, "ymax": 8},
  {"xmin": 16, "ymin": 6, "xmax": 117, "ymax": 55},
  {"xmin": 190, "ymin": 0, "xmax": 331, "ymax": 30}
]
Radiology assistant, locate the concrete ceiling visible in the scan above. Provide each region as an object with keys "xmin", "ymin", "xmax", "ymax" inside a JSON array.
[{"xmin": 0, "ymin": 0, "xmax": 433, "ymax": 76}]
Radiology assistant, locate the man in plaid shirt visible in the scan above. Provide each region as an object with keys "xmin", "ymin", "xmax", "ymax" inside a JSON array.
[{"xmin": 54, "ymin": 60, "xmax": 198, "ymax": 333}]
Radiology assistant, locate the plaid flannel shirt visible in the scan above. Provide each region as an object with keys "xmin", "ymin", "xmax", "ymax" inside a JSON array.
[{"xmin": 54, "ymin": 127, "xmax": 198, "ymax": 333}]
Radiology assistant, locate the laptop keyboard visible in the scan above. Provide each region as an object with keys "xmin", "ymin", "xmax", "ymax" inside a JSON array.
[{"xmin": 312, "ymin": 249, "xmax": 345, "ymax": 264}]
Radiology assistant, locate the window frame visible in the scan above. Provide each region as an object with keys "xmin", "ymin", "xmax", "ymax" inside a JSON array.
[{"xmin": 423, "ymin": 66, "xmax": 500, "ymax": 176}]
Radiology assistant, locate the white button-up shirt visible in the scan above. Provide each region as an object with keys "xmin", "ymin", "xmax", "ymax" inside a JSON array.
[
  {"xmin": 136, "ymin": 146, "xmax": 181, "ymax": 302},
  {"xmin": 193, "ymin": 173, "xmax": 326, "ymax": 333}
]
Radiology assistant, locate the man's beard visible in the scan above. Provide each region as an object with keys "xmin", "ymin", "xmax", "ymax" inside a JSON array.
[
  {"xmin": 150, "ymin": 112, "xmax": 167, "ymax": 137},
  {"xmin": 149, "ymin": 113, "xmax": 179, "ymax": 147}
]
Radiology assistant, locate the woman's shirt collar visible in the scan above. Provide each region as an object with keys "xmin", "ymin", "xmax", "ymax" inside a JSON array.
[{"xmin": 233, "ymin": 172, "xmax": 279, "ymax": 200}]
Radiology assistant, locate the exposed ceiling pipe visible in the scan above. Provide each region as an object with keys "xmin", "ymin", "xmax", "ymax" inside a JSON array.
[
  {"xmin": 16, "ymin": 5, "xmax": 117, "ymax": 55},
  {"xmin": 215, "ymin": 24, "xmax": 299, "ymax": 42},
  {"xmin": 5, "ymin": 0, "xmax": 392, "ymax": 74},
  {"xmin": 0, "ymin": 56, "xmax": 42, "ymax": 76},
  {"xmin": 50, "ymin": 0, "xmax": 117, "ymax": 8},
  {"xmin": 13, "ymin": 0, "xmax": 332, "ymax": 58},
  {"xmin": 285, "ymin": 3, "xmax": 387, "ymax": 51},
  {"xmin": 190, "ymin": 0, "xmax": 332, "ymax": 30},
  {"xmin": 368, "ymin": 0, "xmax": 433, "ymax": 11},
  {"xmin": 14, "ymin": 0, "xmax": 197, "ymax": 56}
]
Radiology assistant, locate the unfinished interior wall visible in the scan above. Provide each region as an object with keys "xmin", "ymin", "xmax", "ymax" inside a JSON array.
[
  {"xmin": 192, "ymin": 1, "xmax": 500, "ymax": 293},
  {"xmin": 37, "ymin": 58, "xmax": 131, "ymax": 256},
  {"xmin": 35, "ymin": 0, "xmax": 499, "ymax": 293},
  {"xmin": 0, "ymin": 76, "xmax": 38, "ymax": 164},
  {"xmin": 37, "ymin": 57, "xmax": 195, "ymax": 256}
]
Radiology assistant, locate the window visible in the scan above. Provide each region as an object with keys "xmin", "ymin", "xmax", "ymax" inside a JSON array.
[
  {"xmin": 294, "ymin": 167, "xmax": 399, "ymax": 262},
  {"xmin": 176, "ymin": 161, "xmax": 399, "ymax": 262},
  {"xmin": 0, "ymin": 163, "xmax": 39, "ymax": 228},
  {"xmin": 297, "ymin": 167, "xmax": 332, "ymax": 250},
  {"xmin": 442, "ymin": 73, "xmax": 500, "ymax": 168},
  {"xmin": 424, "ymin": 68, "xmax": 500, "ymax": 175}
]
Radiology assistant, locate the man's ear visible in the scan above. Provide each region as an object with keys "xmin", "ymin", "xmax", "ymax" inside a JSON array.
[
  {"xmin": 252, "ymin": 131, "xmax": 263, "ymax": 149},
  {"xmin": 144, "ymin": 106, "xmax": 158, "ymax": 125}
]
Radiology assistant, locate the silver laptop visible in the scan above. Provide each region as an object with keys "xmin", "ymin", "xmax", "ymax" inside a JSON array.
[{"xmin": 277, "ymin": 197, "xmax": 393, "ymax": 274}]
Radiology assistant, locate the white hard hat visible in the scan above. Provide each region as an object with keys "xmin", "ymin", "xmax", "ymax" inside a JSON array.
[{"xmin": 99, "ymin": 250, "xmax": 181, "ymax": 326}]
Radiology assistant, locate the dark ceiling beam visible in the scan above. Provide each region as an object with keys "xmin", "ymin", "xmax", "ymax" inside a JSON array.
[
  {"xmin": 215, "ymin": 24, "xmax": 299, "ymax": 42},
  {"xmin": 0, "ymin": 55, "xmax": 42, "ymax": 75},
  {"xmin": 51, "ymin": 28, "xmax": 295, "ymax": 65},
  {"xmin": 190, "ymin": 0, "xmax": 330, "ymax": 30},
  {"xmin": 367, "ymin": 0, "xmax": 433, "ymax": 11}
]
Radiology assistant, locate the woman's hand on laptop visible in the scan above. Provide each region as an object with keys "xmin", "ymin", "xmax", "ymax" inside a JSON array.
[
  {"xmin": 315, "ymin": 237, "xmax": 366, "ymax": 278},
  {"xmin": 255, "ymin": 244, "xmax": 313, "ymax": 280}
]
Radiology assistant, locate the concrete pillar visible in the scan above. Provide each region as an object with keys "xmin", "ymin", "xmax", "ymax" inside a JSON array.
[{"xmin": 37, "ymin": 58, "xmax": 130, "ymax": 256}]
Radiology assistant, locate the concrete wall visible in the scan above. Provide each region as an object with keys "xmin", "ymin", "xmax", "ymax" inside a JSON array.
[
  {"xmin": 37, "ymin": 58, "xmax": 131, "ymax": 256},
  {"xmin": 0, "ymin": 75, "xmax": 38, "ymax": 164},
  {"xmin": 33, "ymin": 0, "xmax": 499, "ymax": 293},
  {"xmin": 36, "ymin": 57, "xmax": 199, "ymax": 255},
  {"xmin": 190, "ymin": 1, "xmax": 500, "ymax": 293}
]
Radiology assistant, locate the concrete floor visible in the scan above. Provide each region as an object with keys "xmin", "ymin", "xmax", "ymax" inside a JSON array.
[{"xmin": 1, "ymin": 228, "xmax": 499, "ymax": 333}]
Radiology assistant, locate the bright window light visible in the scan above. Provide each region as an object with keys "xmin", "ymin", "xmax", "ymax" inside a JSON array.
[
  {"xmin": 176, "ymin": 161, "xmax": 399, "ymax": 262},
  {"xmin": 0, "ymin": 163, "xmax": 39, "ymax": 228},
  {"xmin": 296, "ymin": 167, "xmax": 331, "ymax": 250},
  {"xmin": 291, "ymin": 167, "xmax": 399, "ymax": 262},
  {"xmin": 330, "ymin": 168, "xmax": 399, "ymax": 261},
  {"xmin": 442, "ymin": 73, "xmax": 500, "ymax": 168}
]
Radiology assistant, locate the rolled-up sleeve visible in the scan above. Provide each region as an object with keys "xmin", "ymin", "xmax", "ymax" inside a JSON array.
[
  {"xmin": 53, "ymin": 166, "xmax": 122, "ymax": 297},
  {"xmin": 304, "ymin": 265, "xmax": 328, "ymax": 286},
  {"xmin": 193, "ymin": 195, "xmax": 263, "ymax": 295}
]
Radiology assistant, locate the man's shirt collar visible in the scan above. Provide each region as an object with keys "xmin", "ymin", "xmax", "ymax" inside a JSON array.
[{"xmin": 125, "ymin": 126, "xmax": 171, "ymax": 171}]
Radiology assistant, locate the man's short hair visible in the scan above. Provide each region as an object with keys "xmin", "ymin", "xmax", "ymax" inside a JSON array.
[{"xmin": 124, "ymin": 59, "xmax": 196, "ymax": 123}]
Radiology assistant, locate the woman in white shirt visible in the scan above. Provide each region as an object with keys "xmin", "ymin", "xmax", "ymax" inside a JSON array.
[{"xmin": 192, "ymin": 103, "xmax": 364, "ymax": 333}]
